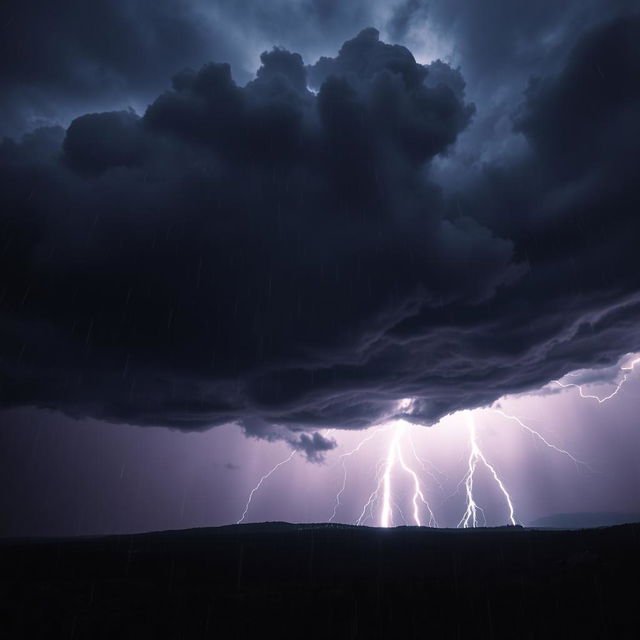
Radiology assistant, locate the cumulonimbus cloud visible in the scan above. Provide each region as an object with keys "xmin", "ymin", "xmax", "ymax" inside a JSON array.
[{"xmin": 0, "ymin": 19, "xmax": 639, "ymax": 455}]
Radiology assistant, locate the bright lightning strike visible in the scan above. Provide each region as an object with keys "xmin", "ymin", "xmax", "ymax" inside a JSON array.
[
  {"xmin": 237, "ymin": 450, "xmax": 296, "ymax": 524},
  {"xmin": 554, "ymin": 355, "xmax": 640, "ymax": 403},
  {"xmin": 235, "ymin": 353, "xmax": 631, "ymax": 529},
  {"xmin": 379, "ymin": 421, "xmax": 437, "ymax": 528},
  {"xmin": 458, "ymin": 412, "xmax": 516, "ymax": 528},
  {"xmin": 353, "ymin": 419, "xmax": 438, "ymax": 528},
  {"xmin": 396, "ymin": 431, "xmax": 438, "ymax": 527},
  {"xmin": 380, "ymin": 425, "xmax": 402, "ymax": 528}
]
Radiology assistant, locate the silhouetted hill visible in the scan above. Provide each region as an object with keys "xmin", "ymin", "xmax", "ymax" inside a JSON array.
[
  {"xmin": 2, "ymin": 522, "xmax": 639, "ymax": 638},
  {"xmin": 528, "ymin": 511, "xmax": 640, "ymax": 529}
]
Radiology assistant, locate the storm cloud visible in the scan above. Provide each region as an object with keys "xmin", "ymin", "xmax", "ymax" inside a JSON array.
[{"xmin": 1, "ymin": 15, "xmax": 639, "ymax": 448}]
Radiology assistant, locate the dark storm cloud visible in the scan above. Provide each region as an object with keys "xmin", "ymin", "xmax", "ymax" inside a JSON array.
[
  {"xmin": 3, "ymin": 0, "xmax": 634, "ymax": 141},
  {"xmin": 398, "ymin": 0, "xmax": 639, "ymax": 185},
  {"xmin": 289, "ymin": 432, "xmax": 337, "ymax": 463},
  {"xmin": 241, "ymin": 416, "xmax": 336, "ymax": 462},
  {"xmin": 0, "ymin": 0, "xmax": 225, "ymax": 137},
  {"xmin": 0, "ymin": 0, "xmax": 388, "ymax": 139},
  {"xmin": 1, "ymin": 16, "xmax": 639, "ymax": 442}
]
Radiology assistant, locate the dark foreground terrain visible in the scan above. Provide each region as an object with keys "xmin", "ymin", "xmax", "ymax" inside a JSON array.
[{"xmin": 2, "ymin": 522, "xmax": 639, "ymax": 639}]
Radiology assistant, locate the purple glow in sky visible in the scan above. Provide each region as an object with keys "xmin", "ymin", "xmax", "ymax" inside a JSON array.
[{"xmin": 2, "ymin": 355, "xmax": 639, "ymax": 537}]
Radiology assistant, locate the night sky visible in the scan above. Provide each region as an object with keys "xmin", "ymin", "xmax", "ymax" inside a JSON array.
[{"xmin": 1, "ymin": 0, "xmax": 639, "ymax": 537}]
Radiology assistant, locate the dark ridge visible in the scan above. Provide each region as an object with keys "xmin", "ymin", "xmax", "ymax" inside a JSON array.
[
  {"xmin": 528, "ymin": 512, "xmax": 640, "ymax": 529},
  {"xmin": 2, "ymin": 522, "xmax": 639, "ymax": 638}
]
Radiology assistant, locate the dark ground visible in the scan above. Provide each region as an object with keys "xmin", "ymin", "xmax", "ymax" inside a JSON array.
[{"xmin": 1, "ymin": 522, "xmax": 639, "ymax": 639}]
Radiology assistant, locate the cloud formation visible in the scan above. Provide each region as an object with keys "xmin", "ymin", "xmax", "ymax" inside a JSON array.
[{"xmin": 1, "ymin": 16, "xmax": 639, "ymax": 447}]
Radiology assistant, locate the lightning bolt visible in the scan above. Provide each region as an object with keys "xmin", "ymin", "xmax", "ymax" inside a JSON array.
[
  {"xmin": 235, "ymin": 357, "xmax": 623, "ymax": 529},
  {"xmin": 380, "ymin": 425, "xmax": 402, "ymax": 528},
  {"xmin": 329, "ymin": 426, "xmax": 391, "ymax": 522},
  {"xmin": 379, "ymin": 421, "xmax": 437, "ymax": 528},
  {"xmin": 237, "ymin": 450, "xmax": 296, "ymax": 524},
  {"xmin": 353, "ymin": 421, "xmax": 438, "ymax": 528},
  {"xmin": 458, "ymin": 412, "xmax": 516, "ymax": 528},
  {"xmin": 396, "ymin": 431, "xmax": 438, "ymax": 527},
  {"xmin": 355, "ymin": 473, "xmax": 384, "ymax": 526},
  {"xmin": 554, "ymin": 355, "xmax": 640, "ymax": 403},
  {"xmin": 492, "ymin": 408, "xmax": 592, "ymax": 471}
]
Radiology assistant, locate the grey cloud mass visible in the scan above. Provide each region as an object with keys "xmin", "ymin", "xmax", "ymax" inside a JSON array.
[{"xmin": 1, "ymin": 3, "xmax": 639, "ymax": 454}]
